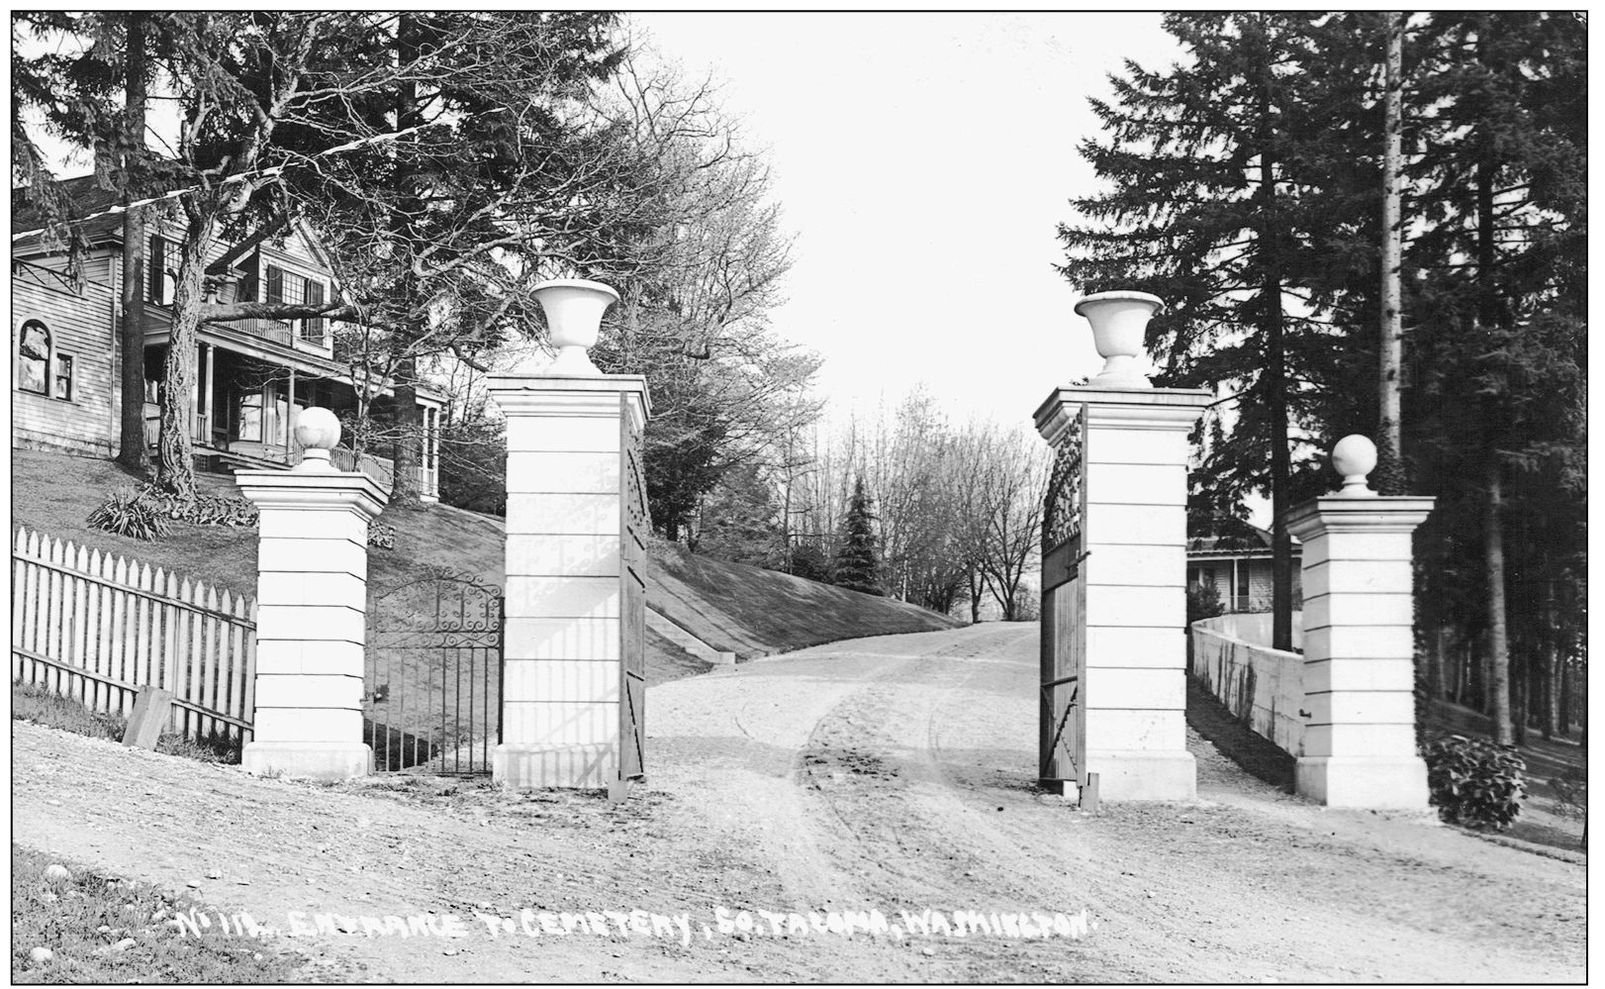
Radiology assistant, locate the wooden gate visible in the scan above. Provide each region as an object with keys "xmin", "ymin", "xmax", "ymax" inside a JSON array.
[
  {"xmin": 366, "ymin": 568, "xmax": 502, "ymax": 774},
  {"xmin": 1040, "ymin": 404, "xmax": 1088, "ymax": 789},
  {"xmin": 618, "ymin": 394, "xmax": 649, "ymax": 789}
]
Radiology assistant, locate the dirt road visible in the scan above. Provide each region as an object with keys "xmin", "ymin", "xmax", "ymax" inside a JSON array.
[{"xmin": 13, "ymin": 624, "xmax": 1586, "ymax": 982}]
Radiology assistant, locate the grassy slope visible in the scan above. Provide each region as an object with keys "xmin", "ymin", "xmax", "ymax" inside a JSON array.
[
  {"xmin": 647, "ymin": 541, "xmax": 960, "ymax": 658},
  {"xmin": 11, "ymin": 448, "xmax": 956, "ymax": 681}
]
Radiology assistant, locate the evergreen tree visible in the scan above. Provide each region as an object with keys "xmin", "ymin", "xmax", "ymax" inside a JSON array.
[
  {"xmin": 691, "ymin": 462, "xmax": 784, "ymax": 568},
  {"xmin": 832, "ymin": 476, "xmax": 883, "ymax": 597},
  {"xmin": 1058, "ymin": 12, "xmax": 1380, "ymax": 650},
  {"xmin": 1403, "ymin": 12, "xmax": 1586, "ymax": 744}
]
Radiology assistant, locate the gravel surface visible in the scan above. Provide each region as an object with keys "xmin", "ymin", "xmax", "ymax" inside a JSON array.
[{"xmin": 13, "ymin": 624, "xmax": 1585, "ymax": 982}]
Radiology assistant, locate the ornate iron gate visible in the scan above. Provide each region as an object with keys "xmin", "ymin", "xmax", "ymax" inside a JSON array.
[
  {"xmin": 619, "ymin": 393, "xmax": 649, "ymax": 788},
  {"xmin": 366, "ymin": 568, "xmax": 503, "ymax": 774},
  {"xmin": 1040, "ymin": 403, "xmax": 1088, "ymax": 788}
]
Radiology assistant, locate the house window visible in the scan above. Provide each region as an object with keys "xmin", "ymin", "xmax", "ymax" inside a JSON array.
[
  {"xmin": 265, "ymin": 265, "xmax": 285, "ymax": 305},
  {"xmin": 302, "ymin": 279, "xmax": 326, "ymax": 343},
  {"xmin": 237, "ymin": 391, "xmax": 263, "ymax": 443},
  {"xmin": 54, "ymin": 353, "xmax": 74, "ymax": 401},
  {"xmin": 236, "ymin": 256, "xmax": 259, "ymax": 302},
  {"xmin": 146, "ymin": 235, "xmax": 173, "ymax": 304},
  {"xmin": 17, "ymin": 320, "xmax": 50, "ymax": 395},
  {"xmin": 1235, "ymin": 562, "xmax": 1251, "ymax": 602}
]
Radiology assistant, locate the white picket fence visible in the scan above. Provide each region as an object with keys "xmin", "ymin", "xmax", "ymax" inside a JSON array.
[{"xmin": 10, "ymin": 525, "xmax": 257, "ymax": 743}]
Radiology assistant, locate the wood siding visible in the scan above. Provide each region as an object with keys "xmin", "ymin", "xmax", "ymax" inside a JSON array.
[{"xmin": 11, "ymin": 266, "xmax": 120, "ymax": 456}]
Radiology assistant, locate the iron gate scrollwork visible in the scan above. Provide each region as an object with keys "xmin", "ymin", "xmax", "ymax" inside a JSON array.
[
  {"xmin": 1040, "ymin": 404, "xmax": 1088, "ymax": 788},
  {"xmin": 619, "ymin": 393, "xmax": 649, "ymax": 788},
  {"xmin": 366, "ymin": 566, "xmax": 503, "ymax": 774}
]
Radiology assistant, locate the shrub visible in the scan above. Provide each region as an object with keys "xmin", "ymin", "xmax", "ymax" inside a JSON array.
[
  {"xmin": 1424, "ymin": 733, "xmax": 1527, "ymax": 831},
  {"xmin": 86, "ymin": 487, "xmax": 169, "ymax": 541},
  {"xmin": 368, "ymin": 521, "xmax": 397, "ymax": 550},
  {"xmin": 178, "ymin": 492, "xmax": 258, "ymax": 528},
  {"xmin": 787, "ymin": 542, "xmax": 832, "ymax": 584},
  {"xmin": 1186, "ymin": 580, "xmax": 1226, "ymax": 624},
  {"xmin": 140, "ymin": 487, "xmax": 258, "ymax": 528}
]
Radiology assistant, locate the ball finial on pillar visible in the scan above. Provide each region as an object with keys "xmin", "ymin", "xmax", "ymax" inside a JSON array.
[
  {"xmin": 1331, "ymin": 434, "xmax": 1378, "ymax": 497},
  {"xmin": 293, "ymin": 407, "xmax": 342, "ymax": 472}
]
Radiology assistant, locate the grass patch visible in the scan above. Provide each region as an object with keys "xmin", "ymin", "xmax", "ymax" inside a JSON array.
[
  {"xmin": 13, "ymin": 447, "xmax": 958, "ymax": 685},
  {"xmin": 11, "ymin": 683, "xmax": 241, "ymax": 764},
  {"xmin": 646, "ymin": 540, "xmax": 962, "ymax": 660},
  {"xmin": 10, "ymin": 844, "xmax": 323, "ymax": 983}
]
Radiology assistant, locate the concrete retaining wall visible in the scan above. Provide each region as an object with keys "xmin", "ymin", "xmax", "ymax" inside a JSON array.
[{"xmin": 1189, "ymin": 611, "xmax": 1306, "ymax": 756}]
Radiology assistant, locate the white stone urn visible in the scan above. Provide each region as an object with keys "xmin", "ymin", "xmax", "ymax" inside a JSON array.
[
  {"xmin": 293, "ymin": 407, "xmax": 342, "ymax": 472},
  {"xmin": 1331, "ymin": 434, "xmax": 1378, "ymax": 497},
  {"xmin": 533, "ymin": 278, "xmax": 620, "ymax": 375},
  {"xmin": 1074, "ymin": 290, "xmax": 1165, "ymax": 389}
]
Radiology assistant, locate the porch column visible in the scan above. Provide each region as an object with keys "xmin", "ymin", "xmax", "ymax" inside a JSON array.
[
  {"xmin": 1287, "ymin": 435, "xmax": 1433, "ymax": 809},
  {"xmin": 237, "ymin": 407, "xmax": 387, "ymax": 780},
  {"xmin": 486, "ymin": 279, "xmax": 649, "ymax": 790},
  {"xmin": 287, "ymin": 365, "xmax": 297, "ymax": 458},
  {"xmin": 1035, "ymin": 291, "xmax": 1211, "ymax": 801}
]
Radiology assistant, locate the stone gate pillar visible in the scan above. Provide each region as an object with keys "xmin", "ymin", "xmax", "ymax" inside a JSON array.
[
  {"xmin": 1287, "ymin": 435, "xmax": 1433, "ymax": 809},
  {"xmin": 487, "ymin": 279, "xmax": 650, "ymax": 790},
  {"xmin": 1035, "ymin": 292, "xmax": 1210, "ymax": 801},
  {"xmin": 239, "ymin": 408, "xmax": 387, "ymax": 780}
]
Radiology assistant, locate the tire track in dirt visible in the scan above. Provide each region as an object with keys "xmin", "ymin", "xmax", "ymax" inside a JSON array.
[{"xmin": 14, "ymin": 623, "xmax": 1586, "ymax": 982}]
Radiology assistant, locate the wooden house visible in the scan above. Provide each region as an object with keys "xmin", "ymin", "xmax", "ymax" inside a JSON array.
[
  {"xmin": 1186, "ymin": 519, "xmax": 1303, "ymax": 614},
  {"xmin": 11, "ymin": 176, "xmax": 442, "ymax": 499}
]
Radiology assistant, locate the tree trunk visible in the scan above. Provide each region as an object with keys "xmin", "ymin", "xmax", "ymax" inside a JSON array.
[
  {"xmin": 968, "ymin": 565, "xmax": 983, "ymax": 624},
  {"xmin": 1263, "ymin": 211, "xmax": 1294, "ymax": 653},
  {"xmin": 1251, "ymin": 34, "xmax": 1295, "ymax": 654},
  {"xmin": 115, "ymin": 12, "xmax": 149, "ymax": 473},
  {"xmin": 1543, "ymin": 585, "xmax": 1561, "ymax": 739},
  {"xmin": 386, "ymin": 16, "xmax": 424, "ymax": 507},
  {"xmin": 1483, "ymin": 459, "xmax": 1513, "ymax": 746},
  {"xmin": 1427, "ymin": 625, "xmax": 1446, "ymax": 707},
  {"xmin": 1558, "ymin": 657, "xmax": 1572, "ymax": 734},
  {"xmin": 156, "ymin": 224, "xmax": 209, "ymax": 502},
  {"xmin": 1376, "ymin": 11, "xmax": 1407, "ymax": 495},
  {"xmin": 390, "ymin": 361, "xmax": 422, "ymax": 506}
]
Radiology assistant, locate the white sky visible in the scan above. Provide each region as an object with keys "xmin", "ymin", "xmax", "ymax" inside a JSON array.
[
  {"xmin": 633, "ymin": 11, "xmax": 1181, "ymax": 428},
  {"xmin": 24, "ymin": 11, "xmax": 1188, "ymax": 429}
]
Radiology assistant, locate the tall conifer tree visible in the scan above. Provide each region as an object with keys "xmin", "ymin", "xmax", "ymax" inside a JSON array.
[
  {"xmin": 833, "ymin": 476, "xmax": 883, "ymax": 597},
  {"xmin": 1058, "ymin": 13, "xmax": 1378, "ymax": 650}
]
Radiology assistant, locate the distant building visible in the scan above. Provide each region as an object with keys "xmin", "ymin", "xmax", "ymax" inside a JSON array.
[{"xmin": 1186, "ymin": 520, "xmax": 1302, "ymax": 613}]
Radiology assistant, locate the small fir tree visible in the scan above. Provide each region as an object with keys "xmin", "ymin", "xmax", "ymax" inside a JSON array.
[{"xmin": 832, "ymin": 477, "xmax": 883, "ymax": 596}]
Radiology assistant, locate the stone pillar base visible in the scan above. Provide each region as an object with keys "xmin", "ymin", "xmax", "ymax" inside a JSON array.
[
  {"xmin": 1296, "ymin": 755, "xmax": 1430, "ymax": 809},
  {"xmin": 242, "ymin": 741, "xmax": 371, "ymax": 781},
  {"xmin": 1087, "ymin": 750, "xmax": 1197, "ymax": 801},
  {"xmin": 494, "ymin": 743, "xmax": 616, "ymax": 789}
]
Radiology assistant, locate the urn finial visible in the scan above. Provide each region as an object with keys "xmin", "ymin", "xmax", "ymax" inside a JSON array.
[
  {"xmin": 532, "ymin": 278, "xmax": 620, "ymax": 375},
  {"xmin": 1074, "ymin": 290, "xmax": 1164, "ymax": 389},
  {"xmin": 1331, "ymin": 434, "xmax": 1378, "ymax": 497}
]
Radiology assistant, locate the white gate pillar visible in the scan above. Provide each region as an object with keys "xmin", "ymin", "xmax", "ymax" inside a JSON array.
[
  {"xmin": 1287, "ymin": 435, "xmax": 1433, "ymax": 808},
  {"xmin": 1036, "ymin": 292, "xmax": 1210, "ymax": 801},
  {"xmin": 238, "ymin": 408, "xmax": 387, "ymax": 780},
  {"xmin": 487, "ymin": 279, "xmax": 650, "ymax": 790}
]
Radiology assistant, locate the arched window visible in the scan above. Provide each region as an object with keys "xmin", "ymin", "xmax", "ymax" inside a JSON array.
[
  {"xmin": 17, "ymin": 320, "xmax": 49, "ymax": 395},
  {"xmin": 16, "ymin": 319, "xmax": 74, "ymax": 400}
]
